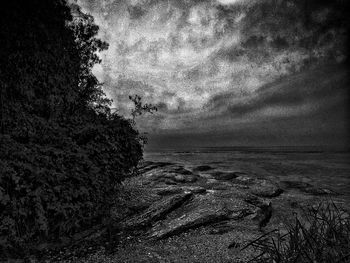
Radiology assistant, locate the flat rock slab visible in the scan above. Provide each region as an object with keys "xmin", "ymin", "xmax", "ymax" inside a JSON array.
[
  {"xmin": 198, "ymin": 173, "xmax": 215, "ymax": 179},
  {"xmin": 138, "ymin": 161, "xmax": 173, "ymax": 173},
  {"xmin": 192, "ymin": 165, "xmax": 213, "ymax": 172},
  {"xmin": 168, "ymin": 167, "xmax": 193, "ymax": 175},
  {"xmin": 244, "ymin": 194, "xmax": 269, "ymax": 208},
  {"xmin": 154, "ymin": 186, "xmax": 206, "ymax": 196},
  {"xmin": 149, "ymin": 206, "xmax": 230, "ymax": 239},
  {"xmin": 234, "ymin": 175, "xmax": 255, "ymax": 185},
  {"xmin": 154, "ymin": 186, "xmax": 184, "ymax": 196},
  {"xmin": 143, "ymin": 171, "xmax": 198, "ymax": 185},
  {"xmin": 303, "ymin": 187, "xmax": 339, "ymax": 196},
  {"xmin": 148, "ymin": 191, "xmax": 256, "ymax": 239},
  {"xmin": 208, "ymin": 171, "xmax": 239, "ymax": 180},
  {"xmin": 205, "ymin": 181, "xmax": 233, "ymax": 191},
  {"xmin": 249, "ymin": 179, "xmax": 283, "ymax": 198},
  {"xmin": 281, "ymin": 180, "xmax": 312, "ymax": 189},
  {"xmin": 173, "ymin": 174, "xmax": 198, "ymax": 183},
  {"xmin": 281, "ymin": 180, "xmax": 339, "ymax": 196},
  {"xmin": 122, "ymin": 193, "xmax": 192, "ymax": 229},
  {"xmin": 182, "ymin": 186, "xmax": 207, "ymax": 194}
]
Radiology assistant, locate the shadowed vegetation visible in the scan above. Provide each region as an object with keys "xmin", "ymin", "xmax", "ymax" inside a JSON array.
[
  {"xmin": 0, "ymin": 0, "xmax": 145, "ymax": 258},
  {"xmin": 242, "ymin": 202, "xmax": 350, "ymax": 263}
]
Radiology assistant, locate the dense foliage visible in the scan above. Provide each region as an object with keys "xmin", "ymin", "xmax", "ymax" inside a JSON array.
[{"xmin": 0, "ymin": 0, "xmax": 143, "ymax": 257}]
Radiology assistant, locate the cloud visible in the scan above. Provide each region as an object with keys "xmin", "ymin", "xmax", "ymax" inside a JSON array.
[
  {"xmin": 134, "ymin": 64, "xmax": 348, "ymax": 133},
  {"xmin": 205, "ymin": 64, "xmax": 348, "ymax": 119},
  {"xmin": 216, "ymin": 0, "xmax": 249, "ymax": 5},
  {"xmin": 76, "ymin": 0, "xmax": 348, "ymax": 146}
]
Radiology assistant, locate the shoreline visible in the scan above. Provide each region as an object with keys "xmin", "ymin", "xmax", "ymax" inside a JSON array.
[{"xmin": 47, "ymin": 159, "xmax": 348, "ymax": 262}]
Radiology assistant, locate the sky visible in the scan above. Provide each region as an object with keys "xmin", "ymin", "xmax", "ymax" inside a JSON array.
[{"xmin": 75, "ymin": 0, "xmax": 349, "ymax": 149}]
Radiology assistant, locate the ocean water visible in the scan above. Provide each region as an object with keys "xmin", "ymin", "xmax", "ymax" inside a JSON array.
[{"xmin": 144, "ymin": 146, "xmax": 350, "ymax": 200}]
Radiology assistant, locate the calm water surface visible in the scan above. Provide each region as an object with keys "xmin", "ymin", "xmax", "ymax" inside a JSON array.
[{"xmin": 144, "ymin": 146, "xmax": 350, "ymax": 200}]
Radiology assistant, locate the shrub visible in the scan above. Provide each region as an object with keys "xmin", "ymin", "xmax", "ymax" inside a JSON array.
[
  {"xmin": 0, "ymin": 113, "xmax": 143, "ymax": 257},
  {"xmin": 242, "ymin": 202, "xmax": 350, "ymax": 263},
  {"xmin": 0, "ymin": 0, "xmax": 144, "ymax": 258}
]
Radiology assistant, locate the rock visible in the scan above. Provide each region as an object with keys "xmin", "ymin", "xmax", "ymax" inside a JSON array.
[
  {"xmin": 250, "ymin": 179, "xmax": 283, "ymax": 198},
  {"xmin": 138, "ymin": 160, "xmax": 154, "ymax": 168},
  {"xmin": 169, "ymin": 167, "xmax": 193, "ymax": 175},
  {"xmin": 151, "ymin": 161, "xmax": 174, "ymax": 168},
  {"xmin": 142, "ymin": 170, "xmax": 170, "ymax": 183},
  {"xmin": 192, "ymin": 165, "xmax": 213, "ymax": 172},
  {"xmin": 149, "ymin": 206, "xmax": 230, "ymax": 239},
  {"xmin": 204, "ymin": 179, "xmax": 235, "ymax": 191},
  {"xmin": 229, "ymin": 208, "xmax": 255, "ymax": 220},
  {"xmin": 162, "ymin": 178, "xmax": 177, "ymax": 185},
  {"xmin": 209, "ymin": 171, "xmax": 238, "ymax": 180},
  {"xmin": 235, "ymin": 175, "xmax": 254, "ymax": 184},
  {"xmin": 281, "ymin": 180, "xmax": 312, "ymax": 189},
  {"xmin": 198, "ymin": 173, "xmax": 215, "ymax": 179},
  {"xmin": 207, "ymin": 178, "xmax": 219, "ymax": 184},
  {"xmin": 164, "ymin": 179, "xmax": 178, "ymax": 185},
  {"xmin": 173, "ymin": 174, "xmax": 197, "ymax": 183},
  {"xmin": 244, "ymin": 195, "xmax": 268, "ymax": 208},
  {"xmin": 122, "ymin": 193, "xmax": 192, "ymax": 229},
  {"xmin": 182, "ymin": 186, "xmax": 206, "ymax": 194},
  {"xmin": 154, "ymin": 186, "xmax": 206, "ymax": 196},
  {"xmin": 206, "ymin": 182, "xmax": 232, "ymax": 191},
  {"xmin": 304, "ymin": 187, "xmax": 339, "ymax": 196},
  {"xmin": 138, "ymin": 161, "xmax": 173, "ymax": 173},
  {"xmin": 281, "ymin": 181, "xmax": 339, "ymax": 196},
  {"xmin": 154, "ymin": 186, "xmax": 184, "ymax": 196},
  {"xmin": 252, "ymin": 202, "xmax": 273, "ymax": 229},
  {"xmin": 233, "ymin": 184, "xmax": 250, "ymax": 190},
  {"xmin": 143, "ymin": 170, "xmax": 197, "ymax": 185}
]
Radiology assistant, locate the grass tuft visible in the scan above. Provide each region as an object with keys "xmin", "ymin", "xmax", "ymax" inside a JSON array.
[{"xmin": 242, "ymin": 201, "xmax": 350, "ymax": 263}]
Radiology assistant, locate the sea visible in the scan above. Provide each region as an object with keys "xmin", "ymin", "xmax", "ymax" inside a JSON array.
[{"xmin": 144, "ymin": 146, "xmax": 350, "ymax": 201}]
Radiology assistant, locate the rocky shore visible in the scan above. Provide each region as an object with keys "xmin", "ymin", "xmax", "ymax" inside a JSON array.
[
  {"xmin": 42, "ymin": 159, "xmax": 347, "ymax": 262},
  {"xmin": 95, "ymin": 160, "xmax": 343, "ymax": 263}
]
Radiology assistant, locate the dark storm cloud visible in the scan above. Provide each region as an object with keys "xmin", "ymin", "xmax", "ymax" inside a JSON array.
[
  {"xmin": 127, "ymin": 5, "xmax": 147, "ymax": 20},
  {"xmin": 205, "ymin": 65, "xmax": 349, "ymax": 118},
  {"xmin": 215, "ymin": 46, "xmax": 245, "ymax": 62},
  {"xmin": 146, "ymin": 78, "xmax": 349, "ymax": 149}
]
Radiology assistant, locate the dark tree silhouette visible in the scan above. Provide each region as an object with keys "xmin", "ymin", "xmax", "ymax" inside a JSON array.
[
  {"xmin": 129, "ymin": 95, "xmax": 157, "ymax": 121},
  {"xmin": 0, "ymin": 0, "xmax": 143, "ymax": 258}
]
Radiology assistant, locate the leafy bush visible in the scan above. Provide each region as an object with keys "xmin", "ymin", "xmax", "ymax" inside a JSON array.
[
  {"xmin": 242, "ymin": 202, "xmax": 350, "ymax": 263},
  {"xmin": 0, "ymin": 0, "xmax": 144, "ymax": 258},
  {"xmin": 0, "ymin": 114, "xmax": 142, "ymax": 256}
]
